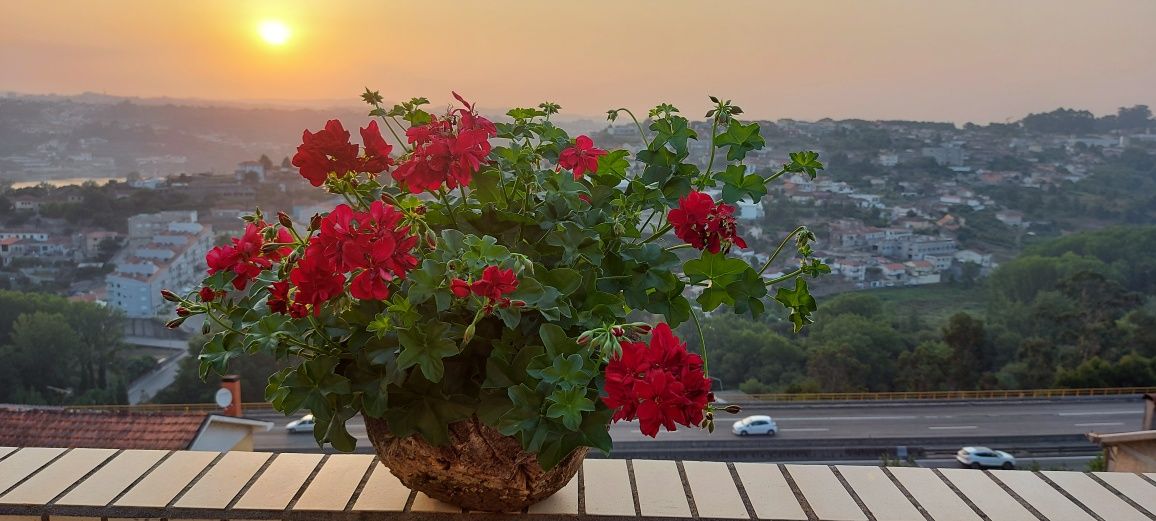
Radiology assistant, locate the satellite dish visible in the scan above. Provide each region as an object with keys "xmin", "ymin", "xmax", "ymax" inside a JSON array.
[{"xmin": 214, "ymin": 387, "xmax": 233, "ymax": 408}]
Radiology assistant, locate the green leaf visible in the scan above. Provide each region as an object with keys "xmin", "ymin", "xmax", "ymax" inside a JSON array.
[
  {"xmin": 727, "ymin": 267, "xmax": 769, "ymax": 316},
  {"xmin": 594, "ymin": 150, "xmax": 630, "ymax": 181},
  {"xmin": 713, "ymin": 120, "xmax": 765, "ymax": 161},
  {"xmin": 648, "ymin": 115, "xmax": 696, "ymax": 157},
  {"xmin": 579, "ymin": 408, "xmax": 614, "ymax": 454},
  {"xmin": 384, "ymin": 374, "xmax": 474, "ymax": 445},
  {"xmin": 539, "ymin": 324, "xmax": 582, "ymax": 359},
  {"xmin": 531, "ymin": 353, "xmax": 593, "ymax": 389},
  {"xmin": 683, "ymin": 252, "xmax": 750, "ymax": 285},
  {"xmin": 397, "ymin": 321, "xmax": 459, "ymax": 382},
  {"xmin": 198, "ymin": 332, "xmax": 241, "ymax": 379},
  {"xmin": 774, "ymin": 277, "xmax": 818, "ymax": 332},
  {"xmin": 784, "ymin": 150, "xmax": 824, "ymax": 179},
  {"xmin": 366, "ymin": 313, "xmax": 392, "ymax": 339},
  {"xmin": 546, "ymin": 387, "xmax": 595, "ymax": 431},
  {"xmin": 498, "ymin": 383, "xmax": 545, "ymax": 437},
  {"xmin": 407, "ymin": 259, "xmax": 448, "ymax": 307},
  {"xmin": 716, "ymin": 164, "xmax": 768, "ymax": 204}
]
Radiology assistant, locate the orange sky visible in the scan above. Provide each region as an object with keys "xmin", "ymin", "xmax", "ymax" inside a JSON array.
[{"xmin": 2, "ymin": 0, "xmax": 1154, "ymax": 123}]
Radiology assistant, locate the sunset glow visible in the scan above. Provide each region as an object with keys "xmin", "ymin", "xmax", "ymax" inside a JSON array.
[{"xmin": 257, "ymin": 20, "xmax": 290, "ymax": 46}]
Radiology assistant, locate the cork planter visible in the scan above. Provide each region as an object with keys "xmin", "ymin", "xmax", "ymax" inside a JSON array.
[{"xmin": 364, "ymin": 414, "xmax": 587, "ymax": 512}]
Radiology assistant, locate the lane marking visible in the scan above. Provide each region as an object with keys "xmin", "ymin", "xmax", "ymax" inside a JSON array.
[
  {"xmin": 1058, "ymin": 411, "xmax": 1136, "ymax": 416},
  {"xmin": 780, "ymin": 428, "xmax": 830, "ymax": 432},
  {"xmin": 1074, "ymin": 422, "xmax": 1125, "ymax": 427},
  {"xmin": 772, "ymin": 415, "xmax": 918, "ymax": 421},
  {"xmin": 928, "ymin": 425, "xmax": 977, "ymax": 430}
]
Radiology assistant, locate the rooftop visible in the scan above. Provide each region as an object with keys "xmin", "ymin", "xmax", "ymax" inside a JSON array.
[
  {"xmin": 0, "ymin": 409, "xmax": 269, "ymax": 451},
  {"xmin": 1, "ymin": 447, "xmax": 1154, "ymax": 520}
]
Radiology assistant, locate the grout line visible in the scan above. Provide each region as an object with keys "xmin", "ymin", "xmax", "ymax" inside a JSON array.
[
  {"xmin": 223, "ymin": 451, "xmax": 279, "ymax": 514},
  {"xmin": 880, "ymin": 466, "xmax": 934, "ymax": 521},
  {"xmin": 46, "ymin": 448, "xmax": 125, "ymax": 508},
  {"xmin": 0, "ymin": 448, "xmax": 19, "ymax": 464},
  {"xmin": 724, "ymin": 463, "xmax": 757, "ymax": 520},
  {"xmin": 1034, "ymin": 471, "xmax": 1107, "ymax": 521},
  {"xmin": 283, "ymin": 453, "xmax": 329, "ymax": 516},
  {"xmin": 778, "ymin": 464, "xmax": 819, "ymax": 521},
  {"xmin": 927, "ymin": 467, "xmax": 987, "ymax": 521},
  {"xmin": 625, "ymin": 459, "xmax": 642, "ymax": 517},
  {"xmin": 163, "ymin": 450, "xmax": 228, "ymax": 515},
  {"xmin": 0, "ymin": 447, "xmax": 73, "ymax": 497},
  {"xmin": 1086, "ymin": 472, "xmax": 1155, "ymax": 518},
  {"xmin": 344, "ymin": 455, "xmax": 379, "ymax": 512},
  {"xmin": 830, "ymin": 466, "xmax": 877, "ymax": 521},
  {"xmin": 577, "ymin": 460, "xmax": 586, "ymax": 517},
  {"xmin": 401, "ymin": 487, "xmax": 417, "ymax": 514},
  {"xmin": 675, "ymin": 461, "xmax": 700, "ymax": 519},
  {"xmin": 105, "ymin": 450, "xmax": 175, "ymax": 507},
  {"xmin": 979, "ymin": 470, "xmax": 1047, "ymax": 521}
]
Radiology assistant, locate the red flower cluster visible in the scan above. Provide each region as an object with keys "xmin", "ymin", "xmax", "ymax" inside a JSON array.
[
  {"xmin": 558, "ymin": 135, "xmax": 607, "ymax": 179},
  {"xmin": 449, "ymin": 265, "xmax": 521, "ymax": 311},
  {"xmin": 270, "ymin": 200, "xmax": 419, "ymax": 316},
  {"xmin": 205, "ymin": 222, "xmax": 292, "ymax": 290},
  {"xmin": 603, "ymin": 323, "xmax": 713, "ymax": 437},
  {"xmin": 667, "ymin": 191, "xmax": 748, "ymax": 254},
  {"xmin": 392, "ymin": 93, "xmax": 497, "ymax": 193},
  {"xmin": 291, "ymin": 120, "xmax": 395, "ymax": 187}
]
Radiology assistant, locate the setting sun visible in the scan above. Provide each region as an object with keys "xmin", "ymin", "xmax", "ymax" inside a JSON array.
[{"xmin": 257, "ymin": 20, "xmax": 290, "ymax": 45}]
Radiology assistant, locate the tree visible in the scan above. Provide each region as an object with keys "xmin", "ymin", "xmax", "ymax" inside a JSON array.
[
  {"xmin": 943, "ymin": 312, "xmax": 987, "ymax": 389},
  {"xmin": 2, "ymin": 312, "xmax": 81, "ymax": 401},
  {"xmin": 258, "ymin": 154, "xmax": 275, "ymax": 172},
  {"xmin": 806, "ymin": 344, "xmax": 869, "ymax": 392},
  {"xmin": 1114, "ymin": 105, "xmax": 1152, "ymax": 129},
  {"xmin": 895, "ymin": 341, "xmax": 951, "ymax": 391}
]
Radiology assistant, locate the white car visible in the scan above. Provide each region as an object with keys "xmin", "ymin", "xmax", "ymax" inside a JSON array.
[
  {"xmin": 956, "ymin": 447, "xmax": 1015, "ymax": 469},
  {"xmin": 732, "ymin": 415, "xmax": 778, "ymax": 436},
  {"xmin": 286, "ymin": 414, "xmax": 315, "ymax": 434}
]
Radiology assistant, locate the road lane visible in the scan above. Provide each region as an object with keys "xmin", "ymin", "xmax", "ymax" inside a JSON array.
[{"xmin": 250, "ymin": 399, "xmax": 1145, "ymax": 452}]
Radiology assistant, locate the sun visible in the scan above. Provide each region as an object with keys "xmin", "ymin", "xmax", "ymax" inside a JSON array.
[{"xmin": 257, "ymin": 20, "xmax": 291, "ymax": 46}]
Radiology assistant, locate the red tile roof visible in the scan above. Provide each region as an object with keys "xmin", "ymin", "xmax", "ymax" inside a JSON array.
[{"xmin": 0, "ymin": 408, "xmax": 208, "ymax": 450}]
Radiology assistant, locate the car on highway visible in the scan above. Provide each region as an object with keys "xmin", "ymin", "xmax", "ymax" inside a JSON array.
[
  {"xmin": 732, "ymin": 415, "xmax": 778, "ymax": 436},
  {"xmin": 956, "ymin": 446, "xmax": 1015, "ymax": 469},
  {"xmin": 285, "ymin": 414, "xmax": 315, "ymax": 434}
]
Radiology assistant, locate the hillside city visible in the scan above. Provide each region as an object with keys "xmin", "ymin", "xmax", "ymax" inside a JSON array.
[{"xmin": 0, "ymin": 95, "xmax": 1154, "ymax": 406}]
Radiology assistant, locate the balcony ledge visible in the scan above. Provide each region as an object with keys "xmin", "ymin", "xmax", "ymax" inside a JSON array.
[{"xmin": 1, "ymin": 446, "xmax": 1155, "ymax": 521}]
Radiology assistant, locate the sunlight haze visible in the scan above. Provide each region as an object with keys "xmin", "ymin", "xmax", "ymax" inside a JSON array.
[{"xmin": 2, "ymin": 0, "xmax": 1154, "ymax": 122}]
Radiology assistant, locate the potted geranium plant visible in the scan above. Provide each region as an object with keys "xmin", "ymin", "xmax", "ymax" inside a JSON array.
[{"xmin": 163, "ymin": 91, "xmax": 828, "ymax": 511}]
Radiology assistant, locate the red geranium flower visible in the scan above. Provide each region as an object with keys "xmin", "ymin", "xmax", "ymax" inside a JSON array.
[
  {"xmin": 603, "ymin": 323, "xmax": 713, "ymax": 437},
  {"xmin": 667, "ymin": 191, "xmax": 747, "ymax": 253},
  {"xmin": 470, "ymin": 265, "xmax": 518, "ymax": 301},
  {"xmin": 288, "ymin": 251, "xmax": 345, "ymax": 314},
  {"xmin": 558, "ymin": 135, "xmax": 607, "ymax": 179},
  {"xmin": 392, "ymin": 93, "xmax": 496, "ymax": 193},
  {"xmin": 198, "ymin": 286, "xmax": 221, "ymax": 302},
  {"xmin": 449, "ymin": 278, "xmax": 471, "ymax": 298},
  {"xmin": 292, "ymin": 119, "xmax": 362, "ymax": 187},
  {"xmin": 205, "ymin": 222, "xmax": 291, "ymax": 290},
  {"xmin": 359, "ymin": 120, "xmax": 395, "ymax": 174},
  {"xmin": 266, "ymin": 280, "xmax": 310, "ymax": 318}
]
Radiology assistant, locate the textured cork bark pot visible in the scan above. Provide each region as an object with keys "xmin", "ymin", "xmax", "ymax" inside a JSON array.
[{"xmin": 364, "ymin": 414, "xmax": 587, "ymax": 512}]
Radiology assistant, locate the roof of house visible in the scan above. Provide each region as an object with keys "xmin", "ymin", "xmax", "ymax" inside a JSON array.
[
  {"xmin": 0, "ymin": 407, "xmax": 211, "ymax": 450},
  {"xmin": 1086, "ymin": 430, "xmax": 1156, "ymax": 446}
]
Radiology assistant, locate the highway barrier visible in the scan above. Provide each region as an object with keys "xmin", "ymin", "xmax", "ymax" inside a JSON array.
[
  {"xmin": 740, "ymin": 386, "xmax": 1156, "ymax": 402},
  {"xmin": 59, "ymin": 386, "xmax": 1156, "ymax": 413}
]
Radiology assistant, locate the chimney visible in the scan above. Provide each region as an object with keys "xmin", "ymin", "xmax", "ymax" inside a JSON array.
[{"xmin": 219, "ymin": 375, "xmax": 243, "ymax": 417}]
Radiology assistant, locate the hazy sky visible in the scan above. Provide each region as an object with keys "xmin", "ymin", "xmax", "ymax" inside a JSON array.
[{"xmin": 2, "ymin": 1, "xmax": 1154, "ymax": 123}]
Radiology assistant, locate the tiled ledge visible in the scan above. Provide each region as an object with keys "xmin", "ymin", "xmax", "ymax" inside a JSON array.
[{"xmin": 1, "ymin": 447, "xmax": 1155, "ymax": 521}]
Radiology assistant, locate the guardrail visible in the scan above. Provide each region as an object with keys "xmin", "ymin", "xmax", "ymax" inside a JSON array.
[
  {"xmin": 741, "ymin": 386, "xmax": 1156, "ymax": 402},
  {"xmin": 57, "ymin": 386, "xmax": 1156, "ymax": 413}
]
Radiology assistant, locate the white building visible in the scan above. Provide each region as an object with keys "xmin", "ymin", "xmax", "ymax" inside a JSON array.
[
  {"xmin": 107, "ymin": 220, "xmax": 212, "ymax": 318},
  {"xmin": 127, "ymin": 211, "xmax": 200, "ymax": 240}
]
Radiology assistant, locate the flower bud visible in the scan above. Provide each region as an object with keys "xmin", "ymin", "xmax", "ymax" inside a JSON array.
[
  {"xmin": 724, "ymin": 404, "xmax": 743, "ymax": 414},
  {"xmin": 414, "ymin": 205, "xmax": 427, "ymax": 215},
  {"xmin": 577, "ymin": 332, "xmax": 592, "ymax": 345},
  {"xmin": 198, "ymin": 287, "xmax": 217, "ymax": 302},
  {"xmin": 450, "ymin": 278, "xmax": 471, "ymax": 298},
  {"xmin": 165, "ymin": 317, "xmax": 186, "ymax": 329},
  {"xmin": 277, "ymin": 211, "xmax": 293, "ymax": 228},
  {"xmin": 202, "ymin": 322, "xmax": 211, "ymax": 335},
  {"xmin": 613, "ymin": 222, "xmax": 625, "ymax": 236},
  {"xmin": 425, "ymin": 230, "xmax": 437, "ymax": 249},
  {"xmin": 309, "ymin": 213, "xmax": 322, "ymax": 231},
  {"xmin": 160, "ymin": 289, "xmax": 180, "ymax": 303},
  {"xmin": 510, "ymin": 300, "xmax": 526, "ymax": 308},
  {"xmin": 176, "ymin": 306, "xmax": 191, "ymax": 317},
  {"xmin": 637, "ymin": 324, "xmax": 652, "ymax": 334},
  {"xmin": 612, "ymin": 326, "xmax": 624, "ymax": 337}
]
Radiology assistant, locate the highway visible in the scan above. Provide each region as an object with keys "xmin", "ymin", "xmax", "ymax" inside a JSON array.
[{"xmin": 249, "ymin": 398, "xmax": 1144, "ymax": 454}]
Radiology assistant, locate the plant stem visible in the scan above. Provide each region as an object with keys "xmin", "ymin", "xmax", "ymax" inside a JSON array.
[
  {"xmin": 758, "ymin": 226, "xmax": 806, "ymax": 276},
  {"xmin": 639, "ymin": 223, "xmax": 673, "ymax": 245},
  {"xmin": 702, "ymin": 113, "xmax": 721, "ymax": 187},
  {"xmin": 763, "ymin": 267, "xmax": 806, "ymax": 286},
  {"xmin": 378, "ymin": 115, "xmax": 410, "ymax": 153},
  {"xmin": 437, "ymin": 188, "xmax": 459, "ymax": 228},
  {"xmin": 690, "ymin": 307, "xmax": 709, "ymax": 375},
  {"xmin": 614, "ymin": 108, "xmax": 651, "ymax": 148},
  {"xmin": 762, "ymin": 166, "xmax": 790, "ymax": 186}
]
